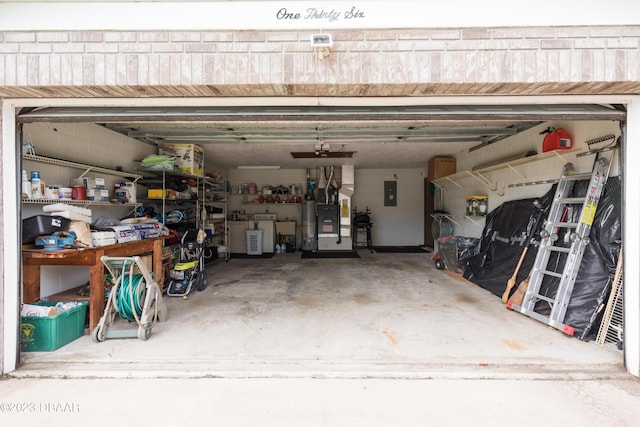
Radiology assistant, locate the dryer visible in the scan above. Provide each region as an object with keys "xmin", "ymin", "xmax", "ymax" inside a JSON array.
[{"xmin": 253, "ymin": 213, "xmax": 277, "ymax": 253}]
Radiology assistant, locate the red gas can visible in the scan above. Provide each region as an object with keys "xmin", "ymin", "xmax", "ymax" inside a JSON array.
[{"xmin": 542, "ymin": 128, "xmax": 572, "ymax": 152}]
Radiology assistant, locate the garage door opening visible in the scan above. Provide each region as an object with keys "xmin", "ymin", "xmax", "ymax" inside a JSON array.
[{"xmin": 9, "ymin": 101, "xmax": 629, "ymax": 378}]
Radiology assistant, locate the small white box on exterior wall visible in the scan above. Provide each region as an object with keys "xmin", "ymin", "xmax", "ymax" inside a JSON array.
[{"xmin": 310, "ymin": 34, "xmax": 333, "ymax": 47}]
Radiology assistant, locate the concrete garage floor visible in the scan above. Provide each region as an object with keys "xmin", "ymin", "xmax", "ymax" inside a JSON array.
[
  {"xmin": 5, "ymin": 252, "xmax": 640, "ymax": 426},
  {"xmin": 15, "ymin": 251, "xmax": 624, "ymax": 378}
]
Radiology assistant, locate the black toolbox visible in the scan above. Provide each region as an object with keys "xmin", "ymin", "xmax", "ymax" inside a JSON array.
[{"xmin": 22, "ymin": 215, "xmax": 71, "ymax": 244}]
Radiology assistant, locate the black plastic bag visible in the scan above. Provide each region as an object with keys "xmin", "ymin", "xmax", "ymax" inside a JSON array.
[
  {"xmin": 463, "ymin": 178, "xmax": 621, "ymax": 340},
  {"xmin": 533, "ymin": 180, "xmax": 621, "ymax": 340},
  {"xmin": 464, "ymin": 186, "xmax": 555, "ymax": 297}
]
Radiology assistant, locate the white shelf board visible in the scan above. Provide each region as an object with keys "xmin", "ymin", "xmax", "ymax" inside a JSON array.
[
  {"xmin": 23, "ymin": 154, "xmax": 143, "ymax": 180},
  {"xmin": 23, "ymin": 198, "xmax": 141, "ymax": 208},
  {"xmin": 432, "ymin": 148, "xmax": 581, "ymax": 185}
]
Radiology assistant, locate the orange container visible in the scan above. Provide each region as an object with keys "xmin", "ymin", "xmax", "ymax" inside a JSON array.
[{"xmin": 542, "ymin": 128, "xmax": 572, "ymax": 152}]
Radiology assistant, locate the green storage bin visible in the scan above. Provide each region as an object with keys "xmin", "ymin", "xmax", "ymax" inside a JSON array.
[{"xmin": 21, "ymin": 301, "xmax": 88, "ymax": 352}]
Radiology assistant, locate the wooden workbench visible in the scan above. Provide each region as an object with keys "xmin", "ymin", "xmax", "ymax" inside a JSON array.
[{"xmin": 22, "ymin": 237, "xmax": 164, "ymax": 332}]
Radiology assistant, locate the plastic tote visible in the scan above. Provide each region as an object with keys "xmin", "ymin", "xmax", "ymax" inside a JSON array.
[
  {"xmin": 20, "ymin": 301, "xmax": 88, "ymax": 351},
  {"xmin": 246, "ymin": 229, "xmax": 263, "ymax": 255},
  {"xmin": 438, "ymin": 236, "xmax": 480, "ymax": 273}
]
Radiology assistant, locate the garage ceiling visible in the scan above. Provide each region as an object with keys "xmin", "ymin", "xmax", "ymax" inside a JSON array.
[{"xmin": 18, "ymin": 104, "xmax": 625, "ymax": 169}]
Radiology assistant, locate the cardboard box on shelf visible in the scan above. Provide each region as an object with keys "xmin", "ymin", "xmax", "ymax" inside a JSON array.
[
  {"xmin": 160, "ymin": 143, "xmax": 204, "ymax": 176},
  {"xmin": 78, "ymin": 177, "xmax": 105, "ymax": 190},
  {"xmin": 428, "ymin": 157, "xmax": 457, "ymax": 180},
  {"xmin": 94, "ymin": 178, "xmax": 106, "ymax": 190},
  {"xmin": 88, "ymin": 189, "xmax": 110, "ymax": 202},
  {"xmin": 81, "ymin": 177, "xmax": 96, "ymax": 189}
]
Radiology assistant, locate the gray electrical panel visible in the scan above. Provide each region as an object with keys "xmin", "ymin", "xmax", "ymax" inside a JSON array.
[{"xmin": 384, "ymin": 181, "xmax": 397, "ymax": 206}]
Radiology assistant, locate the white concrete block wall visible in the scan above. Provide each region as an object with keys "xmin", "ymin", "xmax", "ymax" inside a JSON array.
[
  {"xmin": 354, "ymin": 169, "xmax": 424, "ymax": 246},
  {"xmin": 443, "ymin": 120, "xmax": 621, "ymax": 237},
  {"xmin": 22, "ymin": 122, "xmax": 156, "ymax": 297},
  {"xmin": 226, "ymin": 168, "xmax": 307, "ymax": 222},
  {"xmin": 24, "ymin": 122, "xmax": 154, "ymax": 171}
]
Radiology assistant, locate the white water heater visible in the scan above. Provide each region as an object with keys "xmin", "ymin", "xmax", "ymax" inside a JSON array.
[{"xmin": 301, "ymin": 200, "xmax": 317, "ymax": 251}]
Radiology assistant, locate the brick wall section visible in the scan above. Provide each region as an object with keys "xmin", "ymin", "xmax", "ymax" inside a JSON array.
[{"xmin": 0, "ymin": 27, "xmax": 639, "ymax": 97}]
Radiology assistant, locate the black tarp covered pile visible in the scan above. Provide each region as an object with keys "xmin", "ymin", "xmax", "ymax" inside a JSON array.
[{"xmin": 463, "ymin": 177, "xmax": 621, "ymax": 340}]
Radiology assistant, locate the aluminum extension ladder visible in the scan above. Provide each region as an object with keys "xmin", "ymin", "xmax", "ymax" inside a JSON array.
[{"xmin": 508, "ymin": 157, "xmax": 612, "ymax": 336}]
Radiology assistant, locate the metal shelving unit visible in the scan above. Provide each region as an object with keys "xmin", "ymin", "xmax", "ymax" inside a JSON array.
[
  {"xmin": 22, "ymin": 154, "xmax": 143, "ymax": 213},
  {"xmin": 202, "ymin": 176, "xmax": 229, "ymax": 261},
  {"xmin": 139, "ymin": 170, "xmax": 229, "ymax": 261}
]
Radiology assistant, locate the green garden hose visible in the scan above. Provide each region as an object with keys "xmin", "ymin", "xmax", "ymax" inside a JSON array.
[{"xmin": 116, "ymin": 265, "xmax": 146, "ymax": 323}]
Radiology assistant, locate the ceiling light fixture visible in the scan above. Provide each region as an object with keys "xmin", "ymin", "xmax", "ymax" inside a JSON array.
[
  {"xmin": 291, "ymin": 151, "xmax": 356, "ymax": 159},
  {"xmin": 291, "ymin": 141, "xmax": 356, "ymax": 158},
  {"xmin": 237, "ymin": 165, "xmax": 280, "ymax": 170}
]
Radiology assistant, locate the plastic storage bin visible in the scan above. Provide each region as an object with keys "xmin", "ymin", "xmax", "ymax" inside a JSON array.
[
  {"xmin": 246, "ymin": 229, "xmax": 263, "ymax": 255},
  {"xmin": 20, "ymin": 301, "xmax": 88, "ymax": 352},
  {"xmin": 438, "ymin": 236, "xmax": 480, "ymax": 273},
  {"xmin": 466, "ymin": 195, "xmax": 488, "ymax": 216},
  {"xmin": 22, "ymin": 215, "xmax": 71, "ymax": 244}
]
